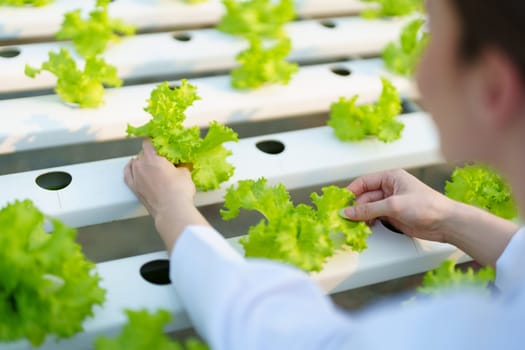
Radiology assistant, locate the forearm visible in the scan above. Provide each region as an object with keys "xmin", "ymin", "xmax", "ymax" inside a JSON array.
[
  {"xmin": 153, "ymin": 199, "xmax": 211, "ymax": 254},
  {"xmin": 443, "ymin": 201, "xmax": 518, "ymax": 266}
]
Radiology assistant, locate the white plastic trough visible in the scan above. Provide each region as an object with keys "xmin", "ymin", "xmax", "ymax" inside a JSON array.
[
  {"xmin": 0, "ymin": 58, "xmax": 417, "ymax": 154},
  {"xmin": 0, "ymin": 16, "xmax": 408, "ymax": 93},
  {"xmin": 0, "ymin": 112, "xmax": 442, "ymax": 228},
  {"xmin": 0, "ymin": 0, "xmax": 367, "ymax": 41}
]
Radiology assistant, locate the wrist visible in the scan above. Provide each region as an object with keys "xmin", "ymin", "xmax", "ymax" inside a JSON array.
[
  {"xmin": 153, "ymin": 198, "xmax": 210, "ymax": 253},
  {"xmin": 439, "ymin": 199, "xmax": 466, "ymax": 245}
]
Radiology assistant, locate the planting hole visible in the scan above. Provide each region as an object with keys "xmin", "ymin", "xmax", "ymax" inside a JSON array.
[
  {"xmin": 256, "ymin": 140, "xmax": 285, "ymax": 155},
  {"xmin": 330, "ymin": 66, "xmax": 351, "ymax": 77},
  {"xmin": 35, "ymin": 171, "xmax": 72, "ymax": 191},
  {"xmin": 0, "ymin": 48, "xmax": 20, "ymax": 58},
  {"xmin": 140, "ymin": 260, "xmax": 171, "ymax": 285},
  {"xmin": 401, "ymin": 99, "xmax": 421, "ymax": 114},
  {"xmin": 173, "ymin": 32, "xmax": 192, "ymax": 42},
  {"xmin": 320, "ymin": 20, "xmax": 337, "ymax": 29},
  {"xmin": 381, "ymin": 220, "xmax": 404, "ymax": 235}
]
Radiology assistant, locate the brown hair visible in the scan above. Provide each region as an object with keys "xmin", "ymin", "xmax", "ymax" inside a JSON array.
[{"xmin": 451, "ymin": 0, "xmax": 525, "ymax": 79}]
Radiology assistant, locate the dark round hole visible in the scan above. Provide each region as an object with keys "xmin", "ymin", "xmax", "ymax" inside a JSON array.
[
  {"xmin": 381, "ymin": 220, "xmax": 404, "ymax": 235},
  {"xmin": 173, "ymin": 32, "xmax": 192, "ymax": 42},
  {"xmin": 169, "ymin": 83, "xmax": 181, "ymax": 90},
  {"xmin": 320, "ymin": 19, "xmax": 337, "ymax": 29},
  {"xmin": 330, "ymin": 66, "xmax": 351, "ymax": 77},
  {"xmin": 256, "ymin": 140, "xmax": 285, "ymax": 155},
  {"xmin": 35, "ymin": 171, "xmax": 72, "ymax": 191},
  {"xmin": 0, "ymin": 48, "xmax": 21, "ymax": 58},
  {"xmin": 140, "ymin": 260, "xmax": 171, "ymax": 285},
  {"xmin": 401, "ymin": 99, "xmax": 421, "ymax": 114}
]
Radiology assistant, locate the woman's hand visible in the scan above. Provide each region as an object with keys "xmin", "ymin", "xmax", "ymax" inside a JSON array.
[
  {"xmin": 344, "ymin": 169, "xmax": 518, "ymax": 266},
  {"xmin": 124, "ymin": 139, "xmax": 209, "ymax": 252},
  {"xmin": 125, "ymin": 139, "xmax": 195, "ymax": 218},
  {"xmin": 344, "ymin": 169, "xmax": 455, "ymax": 242}
]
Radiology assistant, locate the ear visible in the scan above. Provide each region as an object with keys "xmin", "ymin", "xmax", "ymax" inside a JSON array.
[{"xmin": 479, "ymin": 48, "xmax": 525, "ymax": 128}]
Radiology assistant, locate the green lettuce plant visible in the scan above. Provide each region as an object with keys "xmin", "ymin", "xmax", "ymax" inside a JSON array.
[
  {"xmin": 445, "ymin": 164, "xmax": 518, "ymax": 220},
  {"xmin": 217, "ymin": 0, "xmax": 295, "ymax": 39},
  {"xmin": 418, "ymin": 260, "xmax": 495, "ymax": 297},
  {"xmin": 126, "ymin": 80, "xmax": 238, "ymax": 191},
  {"xmin": 0, "ymin": 200, "xmax": 106, "ymax": 346},
  {"xmin": 0, "ymin": 0, "xmax": 52, "ymax": 6},
  {"xmin": 25, "ymin": 48, "xmax": 122, "ymax": 108},
  {"xmin": 328, "ymin": 77, "xmax": 404, "ymax": 142},
  {"xmin": 360, "ymin": 0, "xmax": 423, "ymax": 18},
  {"xmin": 221, "ymin": 178, "xmax": 372, "ymax": 272},
  {"xmin": 382, "ymin": 18, "xmax": 429, "ymax": 77},
  {"xmin": 231, "ymin": 36, "xmax": 298, "ymax": 90},
  {"xmin": 94, "ymin": 309, "xmax": 208, "ymax": 350},
  {"xmin": 56, "ymin": 0, "xmax": 136, "ymax": 58}
]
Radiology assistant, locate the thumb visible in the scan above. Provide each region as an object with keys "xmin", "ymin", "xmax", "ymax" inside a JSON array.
[{"xmin": 344, "ymin": 199, "xmax": 391, "ymax": 221}]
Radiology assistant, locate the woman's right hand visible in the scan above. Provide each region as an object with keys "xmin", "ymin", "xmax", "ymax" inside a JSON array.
[{"xmin": 344, "ymin": 169, "xmax": 455, "ymax": 243}]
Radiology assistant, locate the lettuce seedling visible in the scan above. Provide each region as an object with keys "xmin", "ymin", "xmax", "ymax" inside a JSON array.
[
  {"xmin": 231, "ymin": 36, "xmax": 298, "ymax": 90},
  {"xmin": 382, "ymin": 18, "xmax": 429, "ymax": 77},
  {"xmin": 217, "ymin": 0, "xmax": 295, "ymax": 39},
  {"xmin": 94, "ymin": 309, "xmax": 208, "ymax": 350},
  {"xmin": 221, "ymin": 178, "xmax": 371, "ymax": 272},
  {"xmin": 360, "ymin": 0, "xmax": 423, "ymax": 18},
  {"xmin": 328, "ymin": 77, "xmax": 404, "ymax": 143},
  {"xmin": 445, "ymin": 164, "xmax": 518, "ymax": 220},
  {"xmin": 126, "ymin": 80, "xmax": 238, "ymax": 191},
  {"xmin": 56, "ymin": 0, "xmax": 136, "ymax": 58},
  {"xmin": 25, "ymin": 48, "xmax": 122, "ymax": 108},
  {"xmin": 0, "ymin": 200, "xmax": 106, "ymax": 346},
  {"xmin": 418, "ymin": 260, "xmax": 495, "ymax": 297}
]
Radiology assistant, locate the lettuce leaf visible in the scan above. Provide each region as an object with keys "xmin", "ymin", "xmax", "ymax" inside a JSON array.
[
  {"xmin": 0, "ymin": 200, "xmax": 106, "ymax": 346},
  {"xmin": 382, "ymin": 18, "xmax": 429, "ymax": 77},
  {"xmin": 221, "ymin": 178, "xmax": 371, "ymax": 272},
  {"xmin": 328, "ymin": 77, "xmax": 404, "ymax": 143},
  {"xmin": 445, "ymin": 164, "xmax": 518, "ymax": 220},
  {"xmin": 231, "ymin": 36, "xmax": 298, "ymax": 90},
  {"xmin": 418, "ymin": 260, "xmax": 495, "ymax": 297},
  {"xmin": 56, "ymin": 0, "xmax": 135, "ymax": 58},
  {"xmin": 94, "ymin": 309, "xmax": 208, "ymax": 350},
  {"xmin": 360, "ymin": 0, "xmax": 423, "ymax": 18},
  {"xmin": 24, "ymin": 48, "xmax": 122, "ymax": 108},
  {"xmin": 217, "ymin": 0, "xmax": 295, "ymax": 39},
  {"xmin": 126, "ymin": 81, "xmax": 238, "ymax": 191}
]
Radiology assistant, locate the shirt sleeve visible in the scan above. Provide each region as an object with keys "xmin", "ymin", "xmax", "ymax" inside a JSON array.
[
  {"xmin": 169, "ymin": 225, "xmax": 352, "ymax": 350},
  {"xmin": 170, "ymin": 225, "xmax": 525, "ymax": 350},
  {"xmin": 495, "ymin": 227, "xmax": 525, "ymax": 294}
]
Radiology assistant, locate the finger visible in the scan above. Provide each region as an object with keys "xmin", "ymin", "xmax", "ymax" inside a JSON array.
[
  {"xmin": 355, "ymin": 190, "xmax": 385, "ymax": 205},
  {"xmin": 347, "ymin": 172, "xmax": 392, "ymax": 196},
  {"xmin": 124, "ymin": 160, "xmax": 134, "ymax": 187},
  {"xmin": 344, "ymin": 199, "xmax": 392, "ymax": 221},
  {"xmin": 142, "ymin": 139, "xmax": 158, "ymax": 158}
]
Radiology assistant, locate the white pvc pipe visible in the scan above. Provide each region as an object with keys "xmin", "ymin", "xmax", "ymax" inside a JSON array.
[
  {"xmin": 0, "ymin": 16, "xmax": 407, "ymax": 93},
  {"xmin": 0, "ymin": 58, "xmax": 417, "ymax": 154},
  {"xmin": 0, "ymin": 112, "xmax": 442, "ymax": 228},
  {"xmin": 0, "ymin": 0, "xmax": 368, "ymax": 41}
]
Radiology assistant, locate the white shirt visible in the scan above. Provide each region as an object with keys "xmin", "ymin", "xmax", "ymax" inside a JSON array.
[{"xmin": 170, "ymin": 226, "xmax": 525, "ymax": 350}]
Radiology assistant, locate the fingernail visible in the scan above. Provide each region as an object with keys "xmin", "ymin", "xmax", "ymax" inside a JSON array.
[{"xmin": 339, "ymin": 208, "xmax": 353, "ymax": 219}]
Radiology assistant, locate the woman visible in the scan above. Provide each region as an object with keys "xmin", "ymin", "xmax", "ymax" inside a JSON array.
[{"xmin": 124, "ymin": 0, "xmax": 525, "ymax": 348}]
